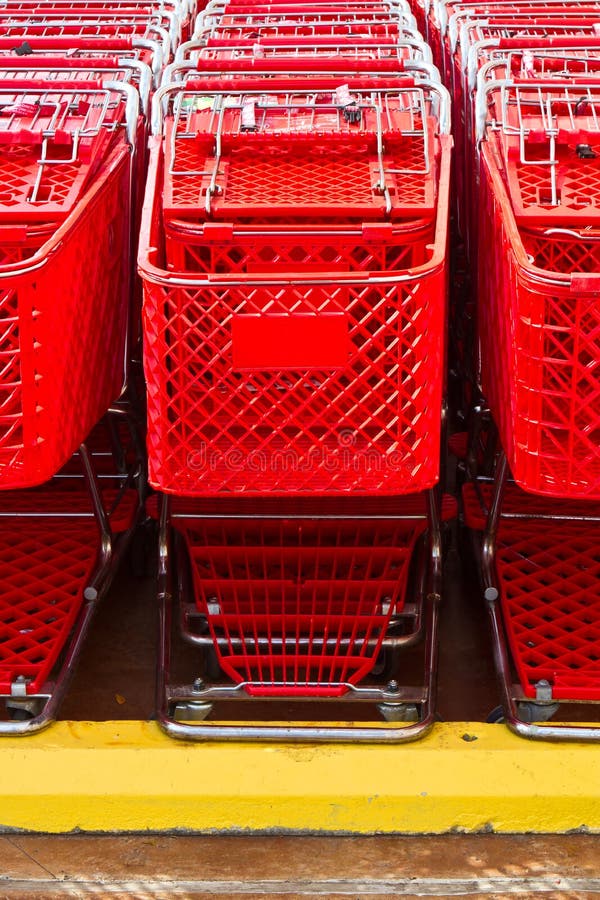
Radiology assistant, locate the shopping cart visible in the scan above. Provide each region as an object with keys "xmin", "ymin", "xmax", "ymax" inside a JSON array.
[
  {"xmin": 421, "ymin": 0, "xmax": 600, "ymax": 739},
  {"xmin": 0, "ymin": 63, "xmax": 149, "ymax": 730},
  {"xmin": 140, "ymin": 75, "xmax": 454, "ymax": 740},
  {"xmin": 460, "ymin": 71, "xmax": 600, "ymax": 739},
  {"xmin": 475, "ymin": 78, "xmax": 600, "ymax": 496},
  {"xmin": 0, "ymin": 0, "xmax": 199, "ymax": 731}
]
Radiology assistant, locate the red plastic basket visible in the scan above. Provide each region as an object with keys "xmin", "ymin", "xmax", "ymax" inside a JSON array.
[
  {"xmin": 478, "ymin": 139, "xmax": 600, "ymax": 498},
  {"xmin": 0, "ymin": 143, "xmax": 131, "ymax": 489},
  {"xmin": 140, "ymin": 120, "xmax": 451, "ymax": 496}
]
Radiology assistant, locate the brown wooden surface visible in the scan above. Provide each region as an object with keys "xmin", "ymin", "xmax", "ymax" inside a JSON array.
[{"xmin": 0, "ymin": 834, "xmax": 596, "ymax": 896}]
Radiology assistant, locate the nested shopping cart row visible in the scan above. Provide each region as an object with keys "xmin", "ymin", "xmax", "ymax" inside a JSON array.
[
  {"xmin": 137, "ymin": 0, "xmax": 454, "ymax": 741},
  {"xmin": 0, "ymin": 0, "xmax": 194, "ymax": 732},
  {"xmin": 423, "ymin": 0, "xmax": 600, "ymax": 739}
]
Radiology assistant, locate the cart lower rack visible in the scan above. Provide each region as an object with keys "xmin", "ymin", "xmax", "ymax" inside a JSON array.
[
  {"xmin": 152, "ymin": 491, "xmax": 456, "ymax": 741},
  {"xmin": 0, "ymin": 411, "xmax": 143, "ymax": 733}
]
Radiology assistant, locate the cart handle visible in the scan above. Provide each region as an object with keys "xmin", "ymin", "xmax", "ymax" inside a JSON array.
[
  {"xmin": 174, "ymin": 56, "xmax": 411, "ymax": 71},
  {"xmin": 0, "ymin": 55, "xmax": 124, "ymax": 67},
  {"xmin": 211, "ymin": 2, "xmax": 412, "ymax": 10},
  {"xmin": 175, "ymin": 35, "xmax": 433, "ymax": 64},
  {"xmin": 152, "ymin": 77, "xmax": 451, "ymax": 135},
  {"xmin": 476, "ymin": 76, "xmax": 600, "ymax": 144},
  {"xmin": 198, "ymin": 33, "xmax": 418, "ymax": 46},
  {"xmin": 202, "ymin": 0, "xmax": 411, "ymax": 9},
  {"xmin": 0, "ymin": 57, "xmax": 152, "ymax": 115},
  {"xmin": 0, "ymin": 80, "xmax": 139, "ymax": 146},
  {"xmin": 194, "ymin": 13, "xmax": 418, "ymax": 36},
  {"xmin": 181, "ymin": 75, "xmax": 418, "ymax": 91},
  {"xmin": 450, "ymin": 13, "xmax": 600, "ymax": 55},
  {"xmin": 0, "ymin": 78, "xmax": 105, "ymax": 90},
  {"xmin": 0, "ymin": 36, "xmax": 134, "ymax": 49},
  {"xmin": 0, "ymin": 27, "xmax": 170, "ymax": 68},
  {"xmin": 163, "ymin": 58, "xmax": 440, "ymax": 84},
  {"xmin": 0, "ymin": 34, "xmax": 163, "ymax": 78},
  {"xmin": 468, "ymin": 37, "xmax": 600, "ymax": 90},
  {"xmin": 511, "ymin": 77, "xmax": 600, "ymax": 86},
  {"xmin": 498, "ymin": 36, "xmax": 600, "ymax": 49}
]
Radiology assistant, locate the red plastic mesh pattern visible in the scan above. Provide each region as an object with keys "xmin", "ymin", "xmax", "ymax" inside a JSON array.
[
  {"xmin": 477, "ymin": 146, "xmax": 600, "ymax": 498},
  {"xmin": 522, "ymin": 229, "xmax": 600, "ymax": 274},
  {"xmin": 0, "ymin": 146, "xmax": 89, "ymax": 223},
  {"xmin": 0, "ymin": 88, "xmax": 128, "ymax": 223},
  {"xmin": 462, "ymin": 482, "xmax": 600, "ymax": 699},
  {"xmin": 498, "ymin": 521, "xmax": 600, "ymax": 701},
  {"xmin": 0, "ymin": 145, "xmax": 130, "ymax": 488},
  {"xmin": 0, "ymin": 487, "xmax": 137, "ymax": 694},
  {"xmin": 164, "ymin": 127, "xmax": 437, "ymax": 221},
  {"xmin": 512, "ymin": 155, "xmax": 600, "ymax": 224},
  {"xmin": 0, "ymin": 520, "xmax": 97, "ymax": 693},
  {"xmin": 176, "ymin": 514, "xmax": 426, "ymax": 695},
  {"xmin": 164, "ymin": 222, "xmax": 435, "ymax": 275},
  {"xmin": 143, "ymin": 267, "xmax": 445, "ymax": 496}
]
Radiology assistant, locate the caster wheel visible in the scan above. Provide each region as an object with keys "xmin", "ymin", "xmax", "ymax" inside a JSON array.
[
  {"xmin": 486, "ymin": 705, "xmax": 505, "ymax": 724},
  {"xmin": 8, "ymin": 708, "xmax": 33, "ymax": 722}
]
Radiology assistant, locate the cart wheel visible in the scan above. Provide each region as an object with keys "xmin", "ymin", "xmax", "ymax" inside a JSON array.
[
  {"xmin": 486, "ymin": 705, "xmax": 505, "ymax": 724},
  {"xmin": 377, "ymin": 702, "xmax": 419, "ymax": 723},
  {"xmin": 7, "ymin": 707, "xmax": 34, "ymax": 722},
  {"xmin": 6, "ymin": 697, "xmax": 44, "ymax": 722},
  {"xmin": 516, "ymin": 701, "xmax": 560, "ymax": 724}
]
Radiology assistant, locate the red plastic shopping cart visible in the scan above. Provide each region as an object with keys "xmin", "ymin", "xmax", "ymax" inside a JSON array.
[
  {"xmin": 457, "ymin": 27, "xmax": 600, "ymax": 737},
  {"xmin": 0, "ymin": 70, "xmax": 148, "ymax": 730},
  {"xmin": 0, "ymin": 0, "xmax": 193, "ymax": 734},
  {"xmin": 140, "ymin": 71, "xmax": 454, "ymax": 740}
]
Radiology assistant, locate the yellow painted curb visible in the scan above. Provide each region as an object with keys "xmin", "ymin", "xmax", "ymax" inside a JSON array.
[{"xmin": 1, "ymin": 720, "xmax": 599, "ymax": 834}]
